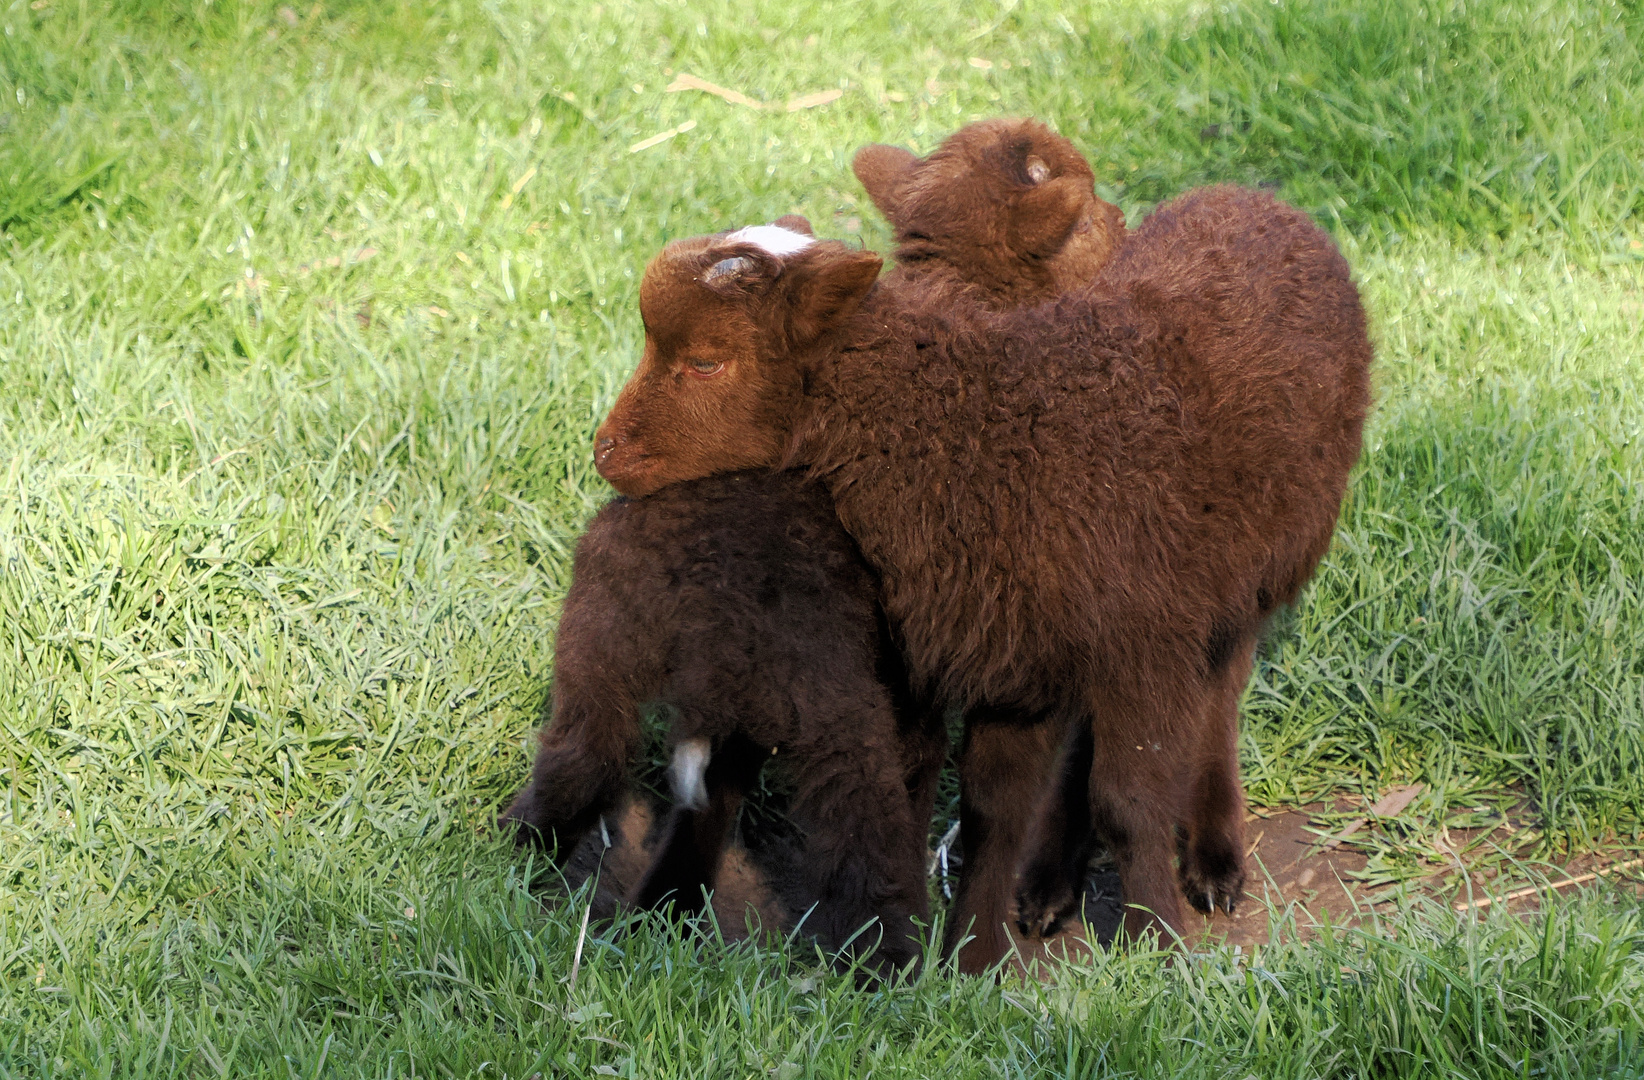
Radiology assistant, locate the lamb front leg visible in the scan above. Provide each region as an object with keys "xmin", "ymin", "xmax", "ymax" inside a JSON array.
[
  {"xmin": 898, "ymin": 697, "xmax": 950, "ymax": 842},
  {"xmin": 944, "ymin": 708, "xmax": 1068, "ymax": 974},
  {"xmin": 1012, "ymin": 721, "xmax": 1097, "ymax": 940},
  {"xmin": 1016, "ymin": 680, "xmax": 1200, "ymax": 946}
]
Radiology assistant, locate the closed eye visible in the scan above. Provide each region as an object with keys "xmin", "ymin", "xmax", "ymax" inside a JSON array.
[{"xmin": 686, "ymin": 358, "xmax": 725, "ymax": 377}]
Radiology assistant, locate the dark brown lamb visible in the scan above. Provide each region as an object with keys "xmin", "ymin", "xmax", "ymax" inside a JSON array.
[
  {"xmin": 592, "ymin": 184, "xmax": 1373, "ymax": 971},
  {"xmin": 501, "ymin": 469, "xmax": 942, "ymax": 972}
]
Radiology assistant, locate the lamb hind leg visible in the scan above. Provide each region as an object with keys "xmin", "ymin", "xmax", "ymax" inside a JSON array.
[
  {"xmin": 502, "ymin": 593, "xmax": 648, "ymax": 860},
  {"xmin": 787, "ymin": 732, "xmax": 933, "ymax": 974},
  {"xmin": 1178, "ymin": 636, "xmax": 1256, "ymax": 915},
  {"xmin": 502, "ymin": 705, "xmax": 636, "ymax": 862}
]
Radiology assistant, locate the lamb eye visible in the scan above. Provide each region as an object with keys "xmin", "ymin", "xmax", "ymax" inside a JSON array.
[{"xmin": 686, "ymin": 358, "xmax": 725, "ymax": 376}]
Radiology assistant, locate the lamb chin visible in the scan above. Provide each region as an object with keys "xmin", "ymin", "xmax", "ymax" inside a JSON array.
[{"xmin": 596, "ymin": 455, "xmax": 659, "ymax": 496}]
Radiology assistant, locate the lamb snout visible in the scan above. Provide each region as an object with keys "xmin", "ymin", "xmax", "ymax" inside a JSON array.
[
  {"xmin": 592, "ymin": 431, "xmax": 626, "ymax": 483},
  {"xmin": 592, "ymin": 423, "xmax": 647, "ymax": 489}
]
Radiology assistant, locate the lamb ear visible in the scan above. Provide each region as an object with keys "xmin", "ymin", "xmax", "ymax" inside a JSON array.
[
  {"xmin": 698, "ymin": 249, "xmax": 782, "ymax": 297},
  {"xmin": 1010, "ymin": 175, "xmax": 1088, "ymax": 259},
  {"xmin": 785, "ymin": 248, "xmax": 883, "ymax": 344},
  {"xmin": 852, "ymin": 144, "xmax": 919, "ymax": 222}
]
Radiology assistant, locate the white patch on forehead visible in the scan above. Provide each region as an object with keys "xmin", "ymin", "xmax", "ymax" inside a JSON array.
[{"xmin": 726, "ymin": 224, "xmax": 815, "ymax": 257}]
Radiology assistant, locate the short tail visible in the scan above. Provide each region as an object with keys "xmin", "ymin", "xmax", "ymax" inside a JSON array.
[{"xmin": 669, "ymin": 738, "xmax": 712, "ymax": 811}]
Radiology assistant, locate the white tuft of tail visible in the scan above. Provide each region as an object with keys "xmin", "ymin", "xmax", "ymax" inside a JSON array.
[
  {"xmin": 726, "ymin": 224, "xmax": 815, "ymax": 257},
  {"xmin": 669, "ymin": 738, "xmax": 711, "ymax": 811}
]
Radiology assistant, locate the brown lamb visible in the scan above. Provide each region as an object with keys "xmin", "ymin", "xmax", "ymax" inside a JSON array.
[
  {"xmin": 615, "ymin": 119, "xmax": 1127, "ymax": 956},
  {"xmin": 504, "ymin": 120, "xmax": 1129, "ymax": 971},
  {"xmin": 855, "ymin": 119, "xmax": 1154, "ymax": 949},
  {"xmin": 852, "ymin": 117, "xmax": 1125, "ymax": 308},
  {"xmin": 592, "ymin": 183, "xmax": 1373, "ymax": 971}
]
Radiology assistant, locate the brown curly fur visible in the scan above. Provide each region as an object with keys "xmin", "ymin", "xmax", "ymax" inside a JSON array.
[{"xmin": 594, "ymin": 183, "xmax": 1372, "ymax": 970}]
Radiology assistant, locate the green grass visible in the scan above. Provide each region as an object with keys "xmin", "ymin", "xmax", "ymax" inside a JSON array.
[{"xmin": 3, "ymin": 0, "xmax": 1644, "ymax": 1074}]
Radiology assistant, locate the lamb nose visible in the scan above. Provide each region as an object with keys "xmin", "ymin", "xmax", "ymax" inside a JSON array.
[{"xmin": 595, "ymin": 436, "xmax": 616, "ymax": 461}]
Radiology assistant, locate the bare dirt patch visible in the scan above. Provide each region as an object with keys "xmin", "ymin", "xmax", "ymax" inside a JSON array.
[{"xmin": 537, "ymin": 796, "xmax": 1644, "ymax": 965}]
